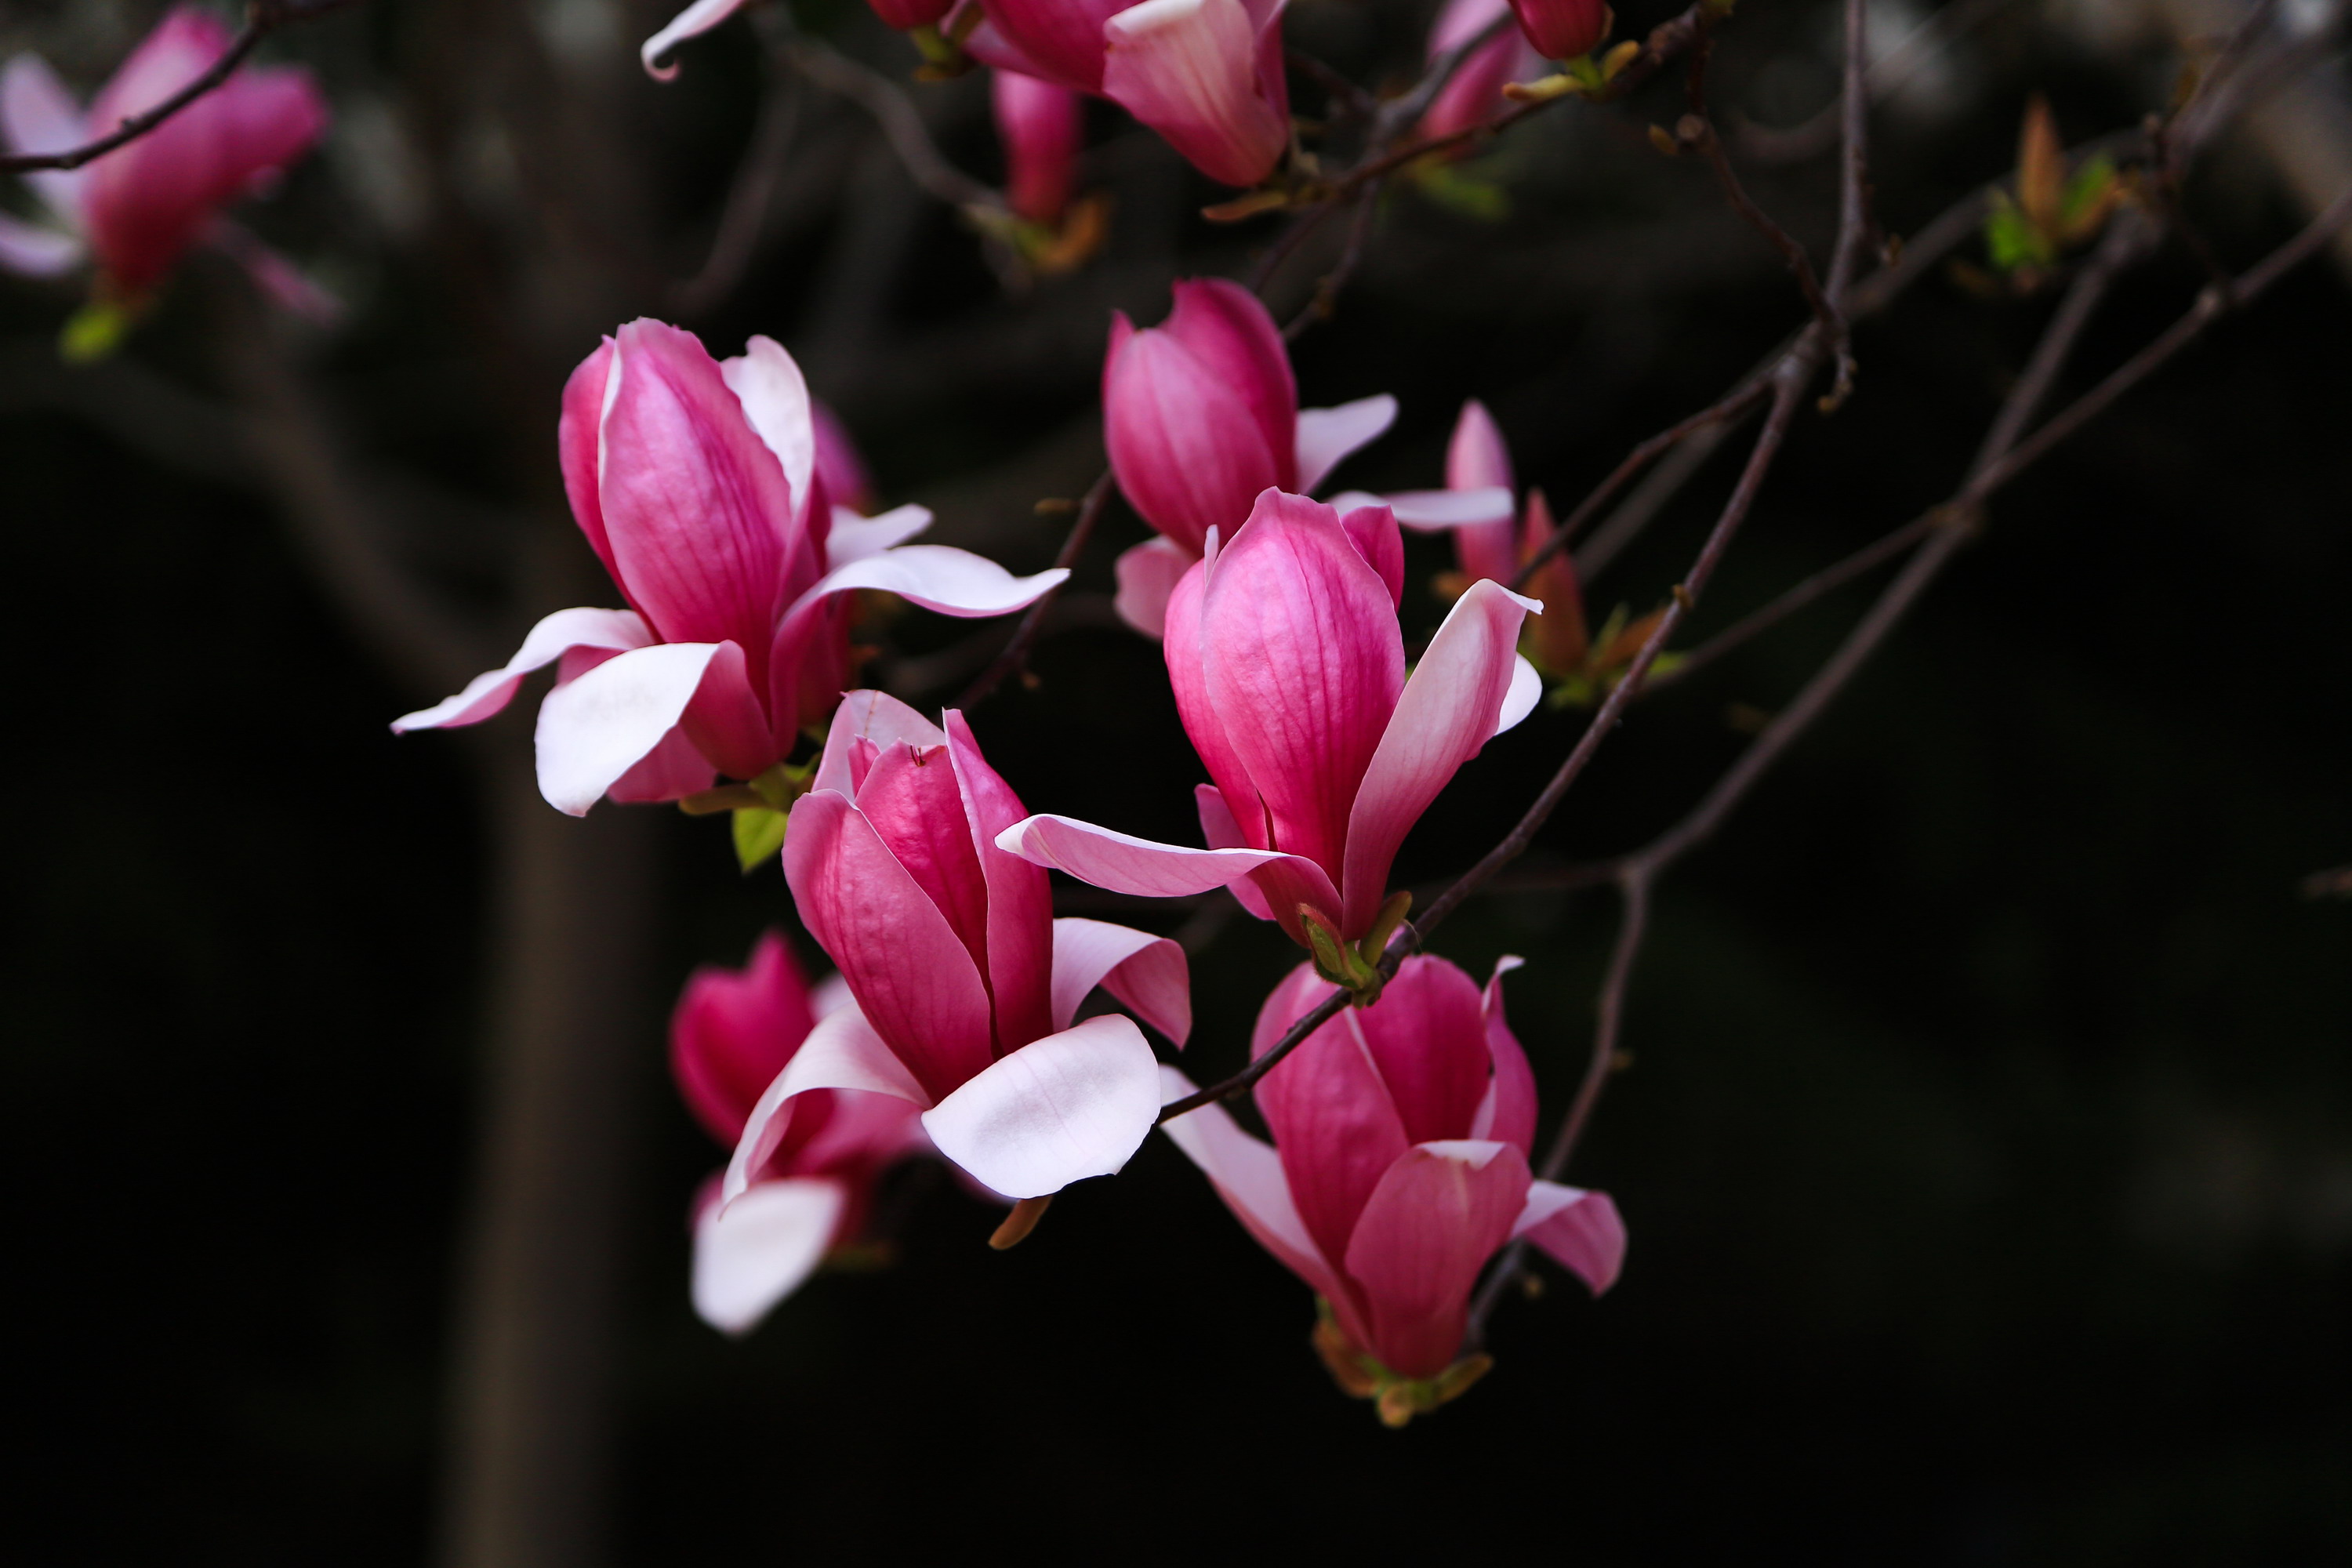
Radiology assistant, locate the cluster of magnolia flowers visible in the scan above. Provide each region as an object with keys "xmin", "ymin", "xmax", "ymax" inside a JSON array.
[
  {"xmin": 0, "ymin": 0, "xmax": 1635, "ymax": 1427},
  {"xmin": 387, "ymin": 289, "xmax": 1628, "ymax": 1423}
]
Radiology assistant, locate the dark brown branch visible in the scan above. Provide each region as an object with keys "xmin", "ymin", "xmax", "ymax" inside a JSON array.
[
  {"xmin": 0, "ymin": 0, "xmax": 360, "ymax": 176},
  {"xmin": 953, "ymin": 470, "xmax": 1115, "ymax": 708},
  {"xmin": 672, "ymin": 57, "xmax": 800, "ymax": 317}
]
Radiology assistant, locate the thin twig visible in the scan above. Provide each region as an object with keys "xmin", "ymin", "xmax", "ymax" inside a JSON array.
[
  {"xmin": 673, "ymin": 64, "xmax": 800, "ymax": 316},
  {"xmin": 953, "ymin": 470, "xmax": 1116, "ymax": 708},
  {"xmin": 782, "ymin": 38, "xmax": 1000, "ymax": 210},
  {"xmin": 0, "ymin": 0, "xmax": 361, "ymax": 176},
  {"xmin": 1283, "ymin": 179, "xmax": 1383, "ymax": 339}
]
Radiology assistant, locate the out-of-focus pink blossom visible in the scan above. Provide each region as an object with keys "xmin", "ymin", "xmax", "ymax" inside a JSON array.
[
  {"xmin": 642, "ymin": 0, "xmax": 957, "ymax": 79},
  {"xmin": 971, "ymin": 0, "xmax": 1288, "ymax": 188},
  {"xmin": 1507, "ymin": 0, "xmax": 1610, "ymax": 62},
  {"xmin": 993, "ymin": 69, "xmax": 1083, "ymax": 226},
  {"xmin": 1163, "ymin": 956, "xmax": 1624, "ymax": 1403},
  {"xmin": 999, "ymin": 490, "xmax": 1542, "ymax": 946},
  {"xmin": 393, "ymin": 321, "xmax": 1065, "ymax": 815},
  {"xmin": 0, "ymin": 8, "xmax": 326, "ymax": 301},
  {"xmin": 672, "ymin": 931, "xmax": 930, "ymax": 1334},
  {"xmin": 1443, "ymin": 398, "xmax": 1523, "ymax": 584},
  {"xmin": 1102, "ymin": 278, "xmax": 1421, "ymax": 636},
  {"xmin": 724, "ymin": 693, "xmax": 1192, "ymax": 1204},
  {"xmin": 1417, "ymin": 0, "xmax": 1544, "ymax": 147}
]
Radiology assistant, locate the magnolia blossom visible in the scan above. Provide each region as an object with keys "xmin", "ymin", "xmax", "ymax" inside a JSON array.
[
  {"xmin": 993, "ymin": 70, "xmax": 1082, "ymax": 227},
  {"xmin": 1418, "ymin": 0, "xmax": 1544, "ymax": 147},
  {"xmin": 0, "ymin": 8, "xmax": 327, "ymax": 305},
  {"xmin": 724, "ymin": 693, "xmax": 1192, "ymax": 1204},
  {"xmin": 970, "ymin": 0, "xmax": 1288, "ymax": 188},
  {"xmin": 393, "ymin": 321, "xmax": 1064, "ymax": 815},
  {"xmin": 1507, "ymin": 0, "xmax": 1610, "ymax": 62},
  {"xmin": 1000, "ymin": 489, "xmax": 1542, "ymax": 946},
  {"xmin": 1102, "ymin": 279, "xmax": 1508, "ymax": 636},
  {"xmin": 1162, "ymin": 956, "xmax": 1625, "ymax": 1399},
  {"xmin": 673, "ymin": 933, "xmax": 931, "ymax": 1334}
]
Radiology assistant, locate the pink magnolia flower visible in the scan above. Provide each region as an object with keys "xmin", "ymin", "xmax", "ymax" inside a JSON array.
[
  {"xmin": 672, "ymin": 931, "xmax": 931, "ymax": 1334},
  {"xmin": 392, "ymin": 321, "xmax": 1065, "ymax": 815},
  {"xmin": 0, "ymin": 8, "xmax": 327, "ymax": 305},
  {"xmin": 1507, "ymin": 0, "xmax": 1610, "ymax": 62},
  {"xmin": 999, "ymin": 489, "xmax": 1542, "ymax": 947},
  {"xmin": 968, "ymin": 0, "xmax": 1288, "ymax": 188},
  {"xmin": 993, "ymin": 70, "xmax": 1082, "ymax": 227},
  {"xmin": 1162, "ymin": 955, "xmax": 1625, "ymax": 1403},
  {"xmin": 1103, "ymin": 278, "xmax": 1491, "ymax": 637},
  {"xmin": 1418, "ymin": 0, "xmax": 1545, "ymax": 147},
  {"xmin": 724, "ymin": 692, "xmax": 1192, "ymax": 1204}
]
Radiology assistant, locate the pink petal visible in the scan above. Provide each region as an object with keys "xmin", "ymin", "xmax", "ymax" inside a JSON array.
[
  {"xmin": 719, "ymin": 335, "xmax": 818, "ymax": 532},
  {"xmin": 392, "ymin": 608, "xmax": 651, "ymax": 732},
  {"xmin": 783, "ymin": 789, "xmax": 998, "ymax": 1102},
  {"xmin": 1422, "ymin": 0, "xmax": 1543, "ymax": 143},
  {"xmin": 996, "ymin": 811, "xmax": 1330, "ymax": 905},
  {"xmin": 692, "ymin": 1176, "xmax": 844, "ymax": 1334},
  {"xmin": 993, "ymin": 69, "xmax": 1081, "ymax": 225},
  {"xmin": 1, "ymin": 53, "xmax": 89, "ymax": 220},
  {"xmin": 796, "ymin": 544, "xmax": 1067, "ymax": 619},
  {"xmin": 1103, "ymin": 319, "xmax": 1284, "ymax": 555},
  {"xmin": 1251, "ymin": 964, "xmax": 1414, "ymax": 1270},
  {"xmin": 1348, "ymin": 955, "xmax": 1493, "ymax": 1145},
  {"xmin": 641, "ymin": 0, "xmax": 752, "ymax": 79},
  {"xmin": 974, "ymin": 0, "xmax": 1129, "ymax": 93},
  {"xmin": 1294, "ymin": 394, "xmax": 1396, "ymax": 494},
  {"xmin": 1195, "ymin": 785, "xmax": 1274, "ymax": 919},
  {"xmin": 1101, "ymin": 0, "xmax": 1289, "ymax": 188},
  {"xmin": 558, "ymin": 339, "xmax": 626, "ymax": 599},
  {"xmin": 1339, "ymin": 501, "xmax": 1404, "ymax": 608},
  {"xmin": 1163, "ymin": 279, "xmax": 1297, "ymax": 488},
  {"xmin": 1342, "ymin": 1138, "xmax": 1529, "ymax": 1378},
  {"xmin": 1049, "ymin": 916, "xmax": 1192, "ymax": 1043},
  {"xmin": 1112, "ymin": 536, "xmax": 1196, "ymax": 640},
  {"xmin": 677, "ymin": 637, "xmax": 779, "ymax": 781},
  {"xmin": 1506, "ymin": 0, "xmax": 1612, "ymax": 63},
  {"xmin": 723, "ymin": 1003, "xmax": 930, "ymax": 1204},
  {"xmin": 919, "ymin": 1014, "xmax": 1162, "ymax": 1198},
  {"xmin": 1446, "ymin": 397, "xmax": 1514, "ymax": 492},
  {"xmin": 606, "ymin": 725, "xmax": 719, "ymax": 804},
  {"xmin": 1200, "ymin": 492, "xmax": 1403, "ymax": 900},
  {"xmin": 789, "ymin": 1086, "xmax": 932, "ymax": 1174},
  {"xmin": 1471, "ymin": 956, "xmax": 1537, "ymax": 1156},
  {"xmin": 0, "ymin": 210, "xmax": 82, "ymax": 274},
  {"xmin": 1338, "ymin": 576, "xmax": 1537, "ymax": 935},
  {"xmin": 825, "ymin": 504, "xmax": 932, "ymax": 568},
  {"xmin": 1515, "ymin": 1181, "xmax": 1626, "ymax": 1294},
  {"xmin": 671, "ymin": 930, "xmax": 820, "ymax": 1147},
  {"xmin": 946, "ymin": 710, "xmax": 1056, "ymax": 1051},
  {"xmin": 597, "ymin": 319, "xmax": 793, "ymax": 662},
  {"xmin": 1156, "ymin": 1065, "xmax": 1347, "ymax": 1304},
  {"xmin": 83, "ymin": 13, "xmax": 325, "ymax": 294},
  {"xmin": 810, "ymin": 689, "xmax": 946, "ymax": 798},
  {"xmin": 851, "ymin": 742, "xmax": 995, "ymax": 981},
  {"xmin": 1162, "ymin": 545, "xmax": 1264, "ymax": 840}
]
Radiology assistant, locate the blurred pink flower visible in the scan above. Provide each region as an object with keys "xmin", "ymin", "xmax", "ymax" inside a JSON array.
[
  {"xmin": 993, "ymin": 69, "xmax": 1082, "ymax": 226},
  {"xmin": 1417, "ymin": 0, "xmax": 1544, "ymax": 147},
  {"xmin": 671, "ymin": 931, "xmax": 930, "ymax": 1334},
  {"xmin": 0, "ymin": 7, "xmax": 327, "ymax": 308}
]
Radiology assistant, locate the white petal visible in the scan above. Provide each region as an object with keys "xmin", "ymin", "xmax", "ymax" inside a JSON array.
[
  {"xmin": 1384, "ymin": 487, "xmax": 1516, "ymax": 529},
  {"xmin": 1494, "ymin": 653, "xmax": 1542, "ymax": 737},
  {"xmin": 825, "ymin": 504, "xmax": 932, "ymax": 568},
  {"xmin": 0, "ymin": 54, "xmax": 88, "ymax": 220},
  {"xmin": 720, "ymin": 334, "xmax": 816, "ymax": 521},
  {"xmin": 392, "ymin": 608, "xmax": 650, "ymax": 732},
  {"xmin": 1294, "ymin": 394, "xmax": 1397, "ymax": 494},
  {"xmin": 692, "ymin": 1177, "xmax": 844, "ymax": 1334},
  {"xmin": 920, "ymin": 1015, "xmax": 1161, "ymax": 1199},
  {"xmin": 532, "ymin": 640, "xmax": 724, "ymax": 815},
  {"xmin": 1048, "ymin": 916, "xmax": 1191, "ymax": 1044},
  {"xmin": 0, "ymin": 209, "xmax": 81, "ymax": 276},
  {"xmin": 640, "ymin": 0, "xmax": 750, "ymax": 80},
  {"xmin": 796, "ymin": 545, "xmax": 1068, "ymax": 619},
  {"xmin": 1112, "ymin": 536, "xmax": 1197, "ymax": 641}
]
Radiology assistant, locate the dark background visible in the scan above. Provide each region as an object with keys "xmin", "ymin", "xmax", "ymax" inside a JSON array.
[{"xmin": 4, "ymin": 0, "xmax": 2349, "ymax": 1561}]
